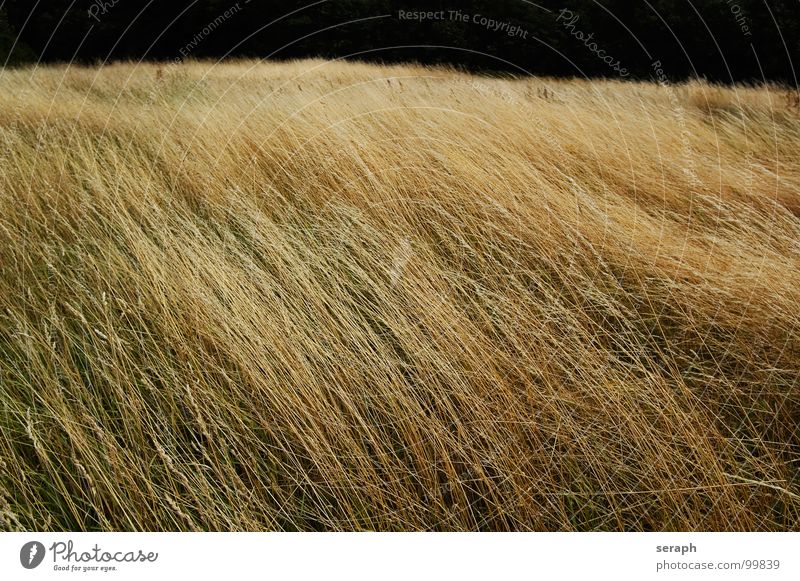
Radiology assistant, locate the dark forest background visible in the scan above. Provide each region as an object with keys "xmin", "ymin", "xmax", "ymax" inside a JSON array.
[{"xmin": 1, "ymin": 0, "xmax": 798, "ymax": 83}]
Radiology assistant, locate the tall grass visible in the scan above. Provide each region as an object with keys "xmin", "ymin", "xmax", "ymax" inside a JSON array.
[{"xmin": 0, "ymin": 59, "xmax": 798, "ymax": 531}]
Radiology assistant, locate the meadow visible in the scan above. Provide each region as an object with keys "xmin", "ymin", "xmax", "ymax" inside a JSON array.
[{"xmin": 0, "ymin": 60, "xmax": 798, "ymax": 530}]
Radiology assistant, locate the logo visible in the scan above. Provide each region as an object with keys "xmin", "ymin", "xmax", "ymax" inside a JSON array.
[{"xmin": 20, "ymin": 541, "xmax": 46, "ymax": 569}]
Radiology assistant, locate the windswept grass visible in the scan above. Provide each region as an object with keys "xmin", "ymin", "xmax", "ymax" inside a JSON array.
[{"xmin": 0, "ymin": 59, "xmax": 798, "ymax": 531}]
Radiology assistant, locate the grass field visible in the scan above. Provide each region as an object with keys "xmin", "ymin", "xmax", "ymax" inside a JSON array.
[{"xmin": 0, "ymin": 59, "xmax": 799, "ymax": 531}]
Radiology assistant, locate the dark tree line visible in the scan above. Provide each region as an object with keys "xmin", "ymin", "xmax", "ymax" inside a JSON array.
[{"xmin": 2, "ymin": 0, "xmax": 798, "ymax": 83}]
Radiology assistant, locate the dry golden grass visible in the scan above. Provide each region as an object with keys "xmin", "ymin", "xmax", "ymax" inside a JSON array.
[{"xmin": 0, "ymin": 59, "xmax": 799, "ymax": 531}]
